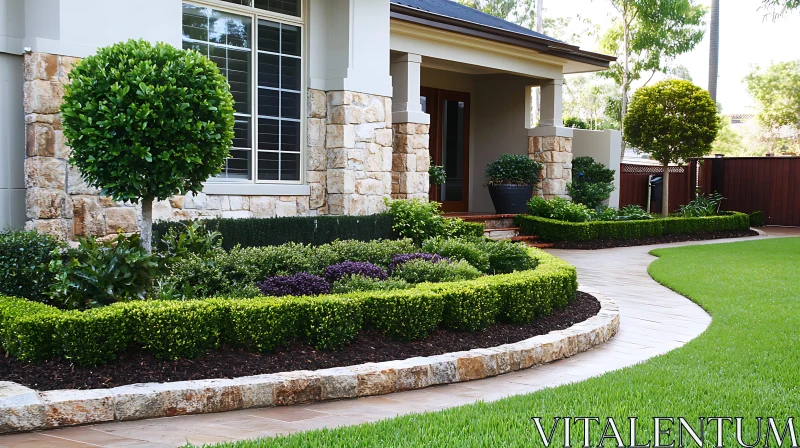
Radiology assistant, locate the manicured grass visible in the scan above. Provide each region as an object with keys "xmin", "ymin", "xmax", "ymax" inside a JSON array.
[{"xmin": 201, "ymin": 238, "xmax": 800, "ymax": 448}]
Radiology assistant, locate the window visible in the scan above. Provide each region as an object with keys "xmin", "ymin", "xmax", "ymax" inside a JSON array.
[{"xmin": 182, "ymin": 1, "xmax": 303, "ymax": 183}]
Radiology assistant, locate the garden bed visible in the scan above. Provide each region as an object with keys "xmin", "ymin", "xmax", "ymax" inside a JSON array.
[
  {"xmin": 551, "ymin": 229, "xmax": 759, "ymax": 249},
  {"xmin": 0, "ymin": 292, "xmax": 599, "ymax": 391}
]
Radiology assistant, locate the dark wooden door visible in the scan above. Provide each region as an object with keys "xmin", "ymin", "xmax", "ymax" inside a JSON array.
[{"xmin": 421, "ymin": 87, "xmax": 470, "ymax": 212}]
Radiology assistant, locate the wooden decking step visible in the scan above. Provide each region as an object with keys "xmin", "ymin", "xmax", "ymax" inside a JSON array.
[
  {"xmin": 527, "ymin": 242, "xmax": 555, "ymax": 249},
  {"xmin": 509, "ymin": 235, "xmax": 540, "ymax": 241}
]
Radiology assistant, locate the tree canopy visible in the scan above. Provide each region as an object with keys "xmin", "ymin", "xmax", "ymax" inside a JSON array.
[
  {"xmin": 61, "ymin": 39, "xmax": 235, "ymax": 251},
  {"xmin": 745, "ymin": 60, "xmax": 800, "ymax": 133}
]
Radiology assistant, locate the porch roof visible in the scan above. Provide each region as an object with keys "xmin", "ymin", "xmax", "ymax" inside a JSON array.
[{"xmin": 390, "ymin": 0, "xmax": 616, "ymax": 70}]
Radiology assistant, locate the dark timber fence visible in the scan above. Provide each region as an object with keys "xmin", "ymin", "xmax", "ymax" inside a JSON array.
[
  {"xmin": 695, "ymin": 157, "xmax": 800, "ymax": 227},
  {"xmin": 619, "ymin": 163, "xmax": 692, "ymax": 214}
]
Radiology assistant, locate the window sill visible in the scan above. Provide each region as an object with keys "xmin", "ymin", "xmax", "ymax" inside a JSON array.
[{"xmin": 202, "ymin": 183, "xmax": 310, "ymax": 196}]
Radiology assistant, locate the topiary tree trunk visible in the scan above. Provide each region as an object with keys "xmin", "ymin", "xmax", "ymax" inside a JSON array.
[
  {"xmin": 141, "ymin": 197, "xmax": 154, "ymax": 253},
  {"xmin": 662, "ymin": 163, "xmax": 670, "ymax": 218}
]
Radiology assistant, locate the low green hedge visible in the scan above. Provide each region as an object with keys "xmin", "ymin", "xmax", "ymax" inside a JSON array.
[
  {"xmin": 153, "ymin": 214, "xmax": 396, "ymax": 250},
  {"xmin": 515, "ymin": 212, "xmax": 751, "ymax": 242},
  {"xmin": 0, "ymin": 250, "xmax": 576, "ymax": 366}
]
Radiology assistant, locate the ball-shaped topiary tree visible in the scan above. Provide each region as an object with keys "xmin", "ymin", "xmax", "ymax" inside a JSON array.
[
  {"xmin": 61, "ymin": 39, "xmax": 235, "ymax": 251},
  {"xmin": 623, "ymin": 80, "xmax": 719, "ymax": 217}
]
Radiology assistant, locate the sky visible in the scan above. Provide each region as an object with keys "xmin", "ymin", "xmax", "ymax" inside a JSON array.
[{"xmin": 545, "ymin": 0, "xmax": 800, "ymax": 114}]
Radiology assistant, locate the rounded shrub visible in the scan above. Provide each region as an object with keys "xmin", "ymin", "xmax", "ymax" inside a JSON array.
[
  {"xmin": 485, "ymin": 154, "xmax": 543, "ymax": 186},
  {"xmin": 388, "ymin": 253, "xmax": 448, "ymax": 273},
  {"xmin": 61, "ymin": 39, "xmax": 235, "ymax": 251},
  {"xmin": 0, "ymin": 230, "xmax": 62, "ymax": 305},
  {"xmin": 257, "ymin": 273, "xmax": 332, "ymax": 297},
  {"xmin": 391, "ymin": 259, "xmax": 482, "ymax": 284},
  {"xmin": 323, "ymin": 261, "xmax": 388, "ymax": 283}
]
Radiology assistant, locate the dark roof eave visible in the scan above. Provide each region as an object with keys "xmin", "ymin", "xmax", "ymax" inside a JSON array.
[{"xmin": 390, "ymin": 4, "xmax": 617, "ymax": 69}]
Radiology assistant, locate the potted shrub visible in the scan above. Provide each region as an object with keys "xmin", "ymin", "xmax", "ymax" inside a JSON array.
[{"xmin": 485, "ymin": 154, "xmax": 543, "ymax": 214}]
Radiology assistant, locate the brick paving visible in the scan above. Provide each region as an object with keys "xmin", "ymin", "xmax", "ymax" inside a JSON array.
[{"xmin": 2, "ymin": 228, "xmax": 796, "ymax": 448}]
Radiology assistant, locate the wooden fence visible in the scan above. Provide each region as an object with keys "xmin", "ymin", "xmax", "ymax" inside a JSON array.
[
  {"xmin": 695, "ymin": 157, "xmax": 800, "ymax": 226},
  {"xmin": 619, "ymin": 163, "xmax": 692, "ymax": 213}
]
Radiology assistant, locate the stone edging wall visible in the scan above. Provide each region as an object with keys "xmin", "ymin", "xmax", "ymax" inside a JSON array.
[{"xmin": 0, "ymin": 293, "xmax": 619, "ymax": 434}]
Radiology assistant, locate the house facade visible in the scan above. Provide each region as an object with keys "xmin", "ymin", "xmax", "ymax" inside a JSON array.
[{"xmin": 0, "ymin": 0, "xmax": 619, "ymax": 239}]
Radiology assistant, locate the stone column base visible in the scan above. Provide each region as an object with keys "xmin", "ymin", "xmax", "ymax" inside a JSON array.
[
  {"xmin": 391, "ymin": 123, "xmax": 430, "ymax": 200},
  {"xmin": 528, "ymin": 134, "xmax": 573, "ymax": 199}
]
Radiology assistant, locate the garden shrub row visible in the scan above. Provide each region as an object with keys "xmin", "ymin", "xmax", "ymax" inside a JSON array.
[
  {"xmin": 514, "ymin": 212, "xmax": 751, "ymax": 242},
  {"xmin": 153, "ymin": 214, "xmax": 397, "ymax": 250},
  {"xmin": 0, "ymin": 250, "xmax": 576, "ymax": 367}
]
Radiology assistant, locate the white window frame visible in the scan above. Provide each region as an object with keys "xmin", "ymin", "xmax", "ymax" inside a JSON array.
[{"xmin": 184, "ymin": 0, "xmax": 307, "ymax": 189}]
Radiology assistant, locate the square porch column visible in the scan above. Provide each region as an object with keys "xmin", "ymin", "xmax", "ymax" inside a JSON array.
[
  {"xmin": 390, "ymin": 53, "xmax": 430, "ymax": 200},
  {"xmin": 529, "ymin": 78, "xmax": 573, "ymax": 199}
]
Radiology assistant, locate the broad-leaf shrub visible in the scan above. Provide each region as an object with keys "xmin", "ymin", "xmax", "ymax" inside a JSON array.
[
  {"xmin": 384, "ymin": 199, "xmax": 485, "ymax": 244},
  {"xmin": 677, "ymin": 192, "xmax": 724, "ymax": 217},
  {"xmin": 528, "ymin": 196, "xmax": 592, "ymax": 222},
  {"xmin": 49, "ymin": 234, "xmax": 162, "ymax": 310},
  {"xmin": 323, "ymin": 262, "xmax": 387, "ymax": 283},
  {"xmin": 485, "ymin": 154, "xmax": 543, "ymax": 186},
  {"xmin": 0, "ymin": 250, "xmax": 573, "ymax": 365},
  {"xmin": 567, "ymin": 157, "xmax": 616, "ymax": 209},
  {"xmin": 331, "ymin": 275, "xmax": 411, "ymax": 294},
  {"xmin": 157, "ymin": 221, "xmax": 222, "ymax": 260},
  {"xmin": 0, "ymin": 230, "xmax": 62, "ymax": 305},
  {"xmin": 391, "ymin": 259, "xmax": 482, "ymax": 284},
  {"xmin": 257, "ymin": 273, "xmax": 332, "ymax": 297},
  {"xmin": 749, "ymin": 211, "xmax": 764, "ymax": 227}
]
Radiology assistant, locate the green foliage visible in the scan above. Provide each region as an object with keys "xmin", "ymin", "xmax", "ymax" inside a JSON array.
[
  {"xmin": 761, "ymin": 0, "xmax": 800, "ymax": 19},
  {"xmin": 0, "ymin": 250, "xmax": 576, "ymax": 365},
  {"xmin": 391, "ymin": 259, "xmax": 482, "ymax": 284},
  {"xmin": 624, "ymin": 80, "xmax": 719, "ymax": 165},
  {"xmin": 332, "ymin": 275, "xmax": 411, "ymax": 294},
  {"xmin": 745, "ymin": 61, "xmax": 800, "ymax": 133},
  {"xmin": 567, "ymin": 157, "xmax": 617, "ymax": 208},
  {"xmin": 0, "ymin": 230, "xmax": 62, "ymax": 304},
  {"xmin": 49, "ymin": 234, "xmax": 162, "ymax": 310},
  {"xmin": 442, "ymin": 218, "xmax": 485, "ymax": 239},
  {"xmin": 61, "ymin": 39, "xmax": 234, "ymax": 206},
  {"xmin": 617, "ymin": 204, "xmax": 654, "ymax": 220},
  {"xmin": 428, "ymin": 162, "xmax": 447, "ymax": 185},
  {"xmin": 515, "ymin": 212, "xmax": 750, "ymax": 242},
  {"xmin": 154, "ymin": 214, "xmax": 396, "ymax": 251},
  {"xmin": 564, "ymin": 117, "xmax": 590, "ymax": 129},
  {"xmin": 677, "ymin": 192, "xmax": 724, "ymax": 217},
  {"xmin": 385, "ymin": 199, "xmax": 446, "ymax": 245},
  {"xmin": 749, "ymin": 211, "xmax": 765, "ymax": 228},
  {"xmin": 483, "ymin": 239, "xmax": 539, "ymax": 274},
  {"xmin": 421, "ymin": 237, "xmax": 491, "ymax": 272},
  {"xmin": 527, "ymin": 196, "xmax": 592, "ymax": 222},
  {"xmin": 157, "ymin": 221, "xmax": 222, "ymax": 260},
  {"xmin": 485, "ymin": 154, "xmax": 543, "ymax": 187}
]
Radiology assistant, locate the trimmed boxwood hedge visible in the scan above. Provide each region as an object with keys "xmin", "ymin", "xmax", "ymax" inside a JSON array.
[
  {"xmin": 153, "ymin": 214, "xmax": 396, "ymax": 250},
  {"xmin": 514, "ymin": 212, "xmax": 750, "ymax": 242},
  {"xmin": 0, "ymin": 250, "xmax": 576, "ymax": 367}
]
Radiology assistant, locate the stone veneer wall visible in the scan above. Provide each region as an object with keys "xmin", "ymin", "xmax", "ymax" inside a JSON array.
[
  {"xmin": 528, "ymin": 135, "xmax": 573, "ymax": 199},
  {"xmin": 22, "ymin": 52, "xmax": 395, "ymax": 241},
  {"xmin": 391, "ymin": 123, "xmax": 430, "ymax": 200}
]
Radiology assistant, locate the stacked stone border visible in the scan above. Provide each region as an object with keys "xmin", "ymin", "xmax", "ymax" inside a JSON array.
[{"xmin": 0, "ymin": 294, "xmax": 618, "ymax": 434}]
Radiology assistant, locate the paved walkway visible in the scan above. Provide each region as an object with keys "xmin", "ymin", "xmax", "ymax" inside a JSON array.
[{"xmin": 3, "ymin": 229, "xmax": 797, "ymax": 448}]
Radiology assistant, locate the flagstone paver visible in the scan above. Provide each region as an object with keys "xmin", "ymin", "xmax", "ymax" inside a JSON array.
[{"xmin": 2, "ymin": 228, "xmax": 796, "ymax": 448}]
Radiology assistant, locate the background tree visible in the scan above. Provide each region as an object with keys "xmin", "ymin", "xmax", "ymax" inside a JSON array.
[
  {"xmin": 745, "ymin": 61, "xmax": 800, "ymax": 140},
  {"xmin": 459, "ymin": 0, "xmax": 536, "ymax": 28},
  {"xmin": 624, "ymin": 80, "xmax": 719, "ymax": 217},
  {"xmin": 600, "ymin": 0, "xmax": 707, "ymax": 156},
  {"xmin": 563, "ymin": 74, "xmax": 619, "ymax": 129},
  {"xmin": 61, "ymin": 39, "xmax": 235, "ymax": 252},
  {"xmin": 762, "ymin": 0, "xmax": 799, "ymax": 18}
]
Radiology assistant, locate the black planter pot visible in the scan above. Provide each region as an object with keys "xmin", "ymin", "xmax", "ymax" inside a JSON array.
[{"xmin": 488, "ymin": 185, "xmax": 534, "ymax": 214}]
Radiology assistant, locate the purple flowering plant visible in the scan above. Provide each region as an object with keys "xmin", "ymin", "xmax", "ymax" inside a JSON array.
[
  {"xmin": 323, "ymin": 261, "xmax": 388, "ymax": 283},
  {"xmin": 257, "ymin": 273, "xmax": 331, "ymax": 297},
  {"xmin": 388, "ymin": 253, "xmax": 448, "ymax": 273}
]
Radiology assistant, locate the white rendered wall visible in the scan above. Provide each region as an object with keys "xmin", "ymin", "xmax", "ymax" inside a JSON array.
[
  {"xmin": 571, "ymin": 129, "xmax": 622, "ymax": 208},
  {"xmin": 0, "ymin": 53, "xmax": 25, "ymax": 229}
]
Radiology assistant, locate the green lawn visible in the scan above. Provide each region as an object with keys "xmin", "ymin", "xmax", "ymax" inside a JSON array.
[{"xmin": 203, "ymin": 238, "xmax": 800, "ymax": 448}]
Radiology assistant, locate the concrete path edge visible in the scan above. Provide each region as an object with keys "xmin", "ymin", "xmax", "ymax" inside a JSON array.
[{"xmin": 0, "ymin": 293, "xmax": 620, "ymax": 434}]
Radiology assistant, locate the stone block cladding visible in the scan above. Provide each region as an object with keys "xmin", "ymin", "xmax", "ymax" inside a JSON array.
[
  {"xmin": 391, "ymin": 123, "xmax": 430, "ymax": 200},
  {"xmin": 528, "ymin": 135, "xmax": 573, "ymax": 199},
  {"xmin": 22, "ymin": 52, "xmax": 397, "ymax": 241}
]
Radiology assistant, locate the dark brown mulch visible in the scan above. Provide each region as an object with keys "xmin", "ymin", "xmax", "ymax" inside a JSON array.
[
  {"xmin": 552, "ymin": 230, "xmax": 759, "ymax": 250},
  {"xmin": 0, "ymin": 292, "xmax": 600, "ymax": 391}
]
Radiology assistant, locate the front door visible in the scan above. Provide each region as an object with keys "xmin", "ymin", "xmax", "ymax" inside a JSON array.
[{"xmin": 421, "ymin": 87, "xmax": 470, "ymax": 213}]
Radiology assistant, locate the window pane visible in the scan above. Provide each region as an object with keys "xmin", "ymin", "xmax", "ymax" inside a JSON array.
[
  {"xmin": 281, "ymin": 57, "xmax": 301, "ymax": 90},
  {"xmin": 281, "ymin": 152, "xmax": 301, "ymax": 181},
  {"xmin": 255, "ymin": 0, "xmax": 300, "ymax": 17},
  {"xmin": 281, "ymin": 92, "xmax": 301, "ymax": 119},
  {"xmin": 183, "ymin": 4, "xmax": 253, "ymax": 180},
  {"xmin": 257, "ymin": 20, "xmax": 280, "ymax": 53},
  {"xmin": 281, "ymin": 120, "xmax": 300, "ymax": 153},
  {"xmin": 281, "ymin": 24, "xmax": 301, "ymax": 56},
  {"xmin": 258, "ymin": 53, "xmax": 279, "ymax": 88},
  {"xmin": 258, "ymin": 118, "xmax": 280, "ymax": 151},
  {"xmin": 257, "ymin": 152, "xmax": 280, "ymax": 181},
  {"xmin": 258, "ymin": 88, "xmax": 279, "ymax": 118}
]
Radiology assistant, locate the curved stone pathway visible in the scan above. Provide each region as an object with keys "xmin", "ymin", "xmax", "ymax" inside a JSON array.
[{"xmin": 3, "ymin": 230, "xmax": 795, "ymax": 448}]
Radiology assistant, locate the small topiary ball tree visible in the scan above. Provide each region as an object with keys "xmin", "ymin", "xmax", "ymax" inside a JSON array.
[
  {"xmin": 61, "ymin": 39, "xmax": 234, "ymax": 251},
  {"xmin": 624, "ymin": 80, "xmax": 719, "ymax": 217}
]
